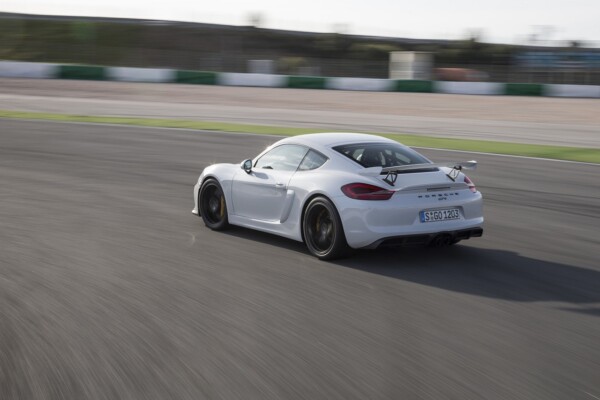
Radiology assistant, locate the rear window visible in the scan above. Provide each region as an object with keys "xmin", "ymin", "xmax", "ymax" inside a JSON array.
[{"xmin": 333, "ymin": 142, "xmax": 431, "ymax": 168}]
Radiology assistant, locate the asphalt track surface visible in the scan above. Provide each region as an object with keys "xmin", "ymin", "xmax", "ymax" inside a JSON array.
[
  {"xmin": 1, "ymin": 119, "xmax": 600, "ymax": 400},
  {"xmin": 1, "ymin": 78, "xmax": 600, "ymax": 147}
]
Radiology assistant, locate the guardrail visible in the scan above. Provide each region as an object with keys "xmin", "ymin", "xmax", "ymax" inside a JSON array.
[{"xmin": 1, "ymin": 61, "xmax": 599, "ymax": 98}]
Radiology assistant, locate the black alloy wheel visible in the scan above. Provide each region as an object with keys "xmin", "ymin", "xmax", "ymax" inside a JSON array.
[
  {"xmin": 199, "ymin": 179, "xmax": 229, "ymax": 230},
  {"xmin": 303, "ymin": 197, "xmax": 349, "ymax": 260}
]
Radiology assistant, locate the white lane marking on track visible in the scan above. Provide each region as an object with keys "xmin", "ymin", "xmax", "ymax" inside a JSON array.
[
  {"xmin": 584, "ymin": 391, "xmax": 600, "ymax": 400},
  {"xmin": 413, "ymin": 146, "xmax": 600, "ymax": 166}
]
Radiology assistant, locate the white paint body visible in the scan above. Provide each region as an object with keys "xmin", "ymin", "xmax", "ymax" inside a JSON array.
[{"xmin": 193, "ymin": 133, "xmax": 483, "ymax": 249}]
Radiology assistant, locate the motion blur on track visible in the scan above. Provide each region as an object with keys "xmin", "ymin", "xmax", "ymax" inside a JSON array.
[{"xmin": 3, "ymin": 118, "xmax": 600, "ymax": 400}]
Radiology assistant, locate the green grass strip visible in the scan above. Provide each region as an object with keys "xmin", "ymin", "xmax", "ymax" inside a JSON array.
[
  {"xmin": 0, "ymin": 110, "xmax": 321, "ymax": 135},
  {"xmin": 377, "ymin": 134, "xmax": 600, "ymax": 163},
  {"xmin": 1, "ymin": 110, "xmax": 598, "ymax": 164}
]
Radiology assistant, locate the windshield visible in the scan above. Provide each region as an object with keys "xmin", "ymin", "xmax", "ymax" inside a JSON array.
[{"xmin": 333, "ymin": 142, "xmax": 431, "ymax": 168}]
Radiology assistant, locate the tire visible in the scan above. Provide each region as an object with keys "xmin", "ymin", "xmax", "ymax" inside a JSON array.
[
  {"xmin": 302, "ymin": 197, "xmax": 350, "ymax": 260},
  {"xmin": 198, "ymin": 179, "xmax": 229, "ymax": 231}
]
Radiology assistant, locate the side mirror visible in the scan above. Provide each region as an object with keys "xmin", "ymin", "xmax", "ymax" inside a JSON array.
[{"xmin": 241, "ymin": 159, "xmax": 253, "ymax": 173}]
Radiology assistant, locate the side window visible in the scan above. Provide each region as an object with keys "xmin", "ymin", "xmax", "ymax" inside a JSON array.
[
  {"xmin": 298, "ymin": 150, "xmax": 328, "ymax": 171},
  {"xmin": 255, "ymin": 145, "xmax": 308, "ymax": 171},
  {"xmin": 298, "ymin": 150, "xmax": 327, "ymax": 171}
]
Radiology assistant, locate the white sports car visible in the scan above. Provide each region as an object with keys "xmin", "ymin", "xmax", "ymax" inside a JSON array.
[{"xmin": 193, "ymin": 133, "xmax": 483, "ymax": 260}]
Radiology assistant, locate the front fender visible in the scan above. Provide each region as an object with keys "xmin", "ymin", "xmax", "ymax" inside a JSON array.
[{"xmin": 193, "ymin": 163, "xmax": 239, "ymax": 216}]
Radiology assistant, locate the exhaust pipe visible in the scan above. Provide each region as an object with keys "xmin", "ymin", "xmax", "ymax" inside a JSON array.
[{"xmin": 429, "ymin": 233, "xmax": 453, "ymax": 247}]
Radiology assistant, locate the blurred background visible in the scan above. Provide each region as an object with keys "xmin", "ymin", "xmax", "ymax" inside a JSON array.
[
  {"xmin": 2, "ymin": 2, "xmax": 600, "ymax": 400},
  {"xmin": 1, "ymin": 11, "xmax": 599, "ymax": 84}
]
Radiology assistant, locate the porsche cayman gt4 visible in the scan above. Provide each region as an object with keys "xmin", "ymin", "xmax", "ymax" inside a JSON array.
[{"xmin": 193, "ymin": 133, "xmax": 483, "ymax": 260}]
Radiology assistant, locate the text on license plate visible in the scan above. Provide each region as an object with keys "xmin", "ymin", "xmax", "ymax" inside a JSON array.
[{"xmin": 420, "ymin": 208, "xmax": 460, "ymax": 223}]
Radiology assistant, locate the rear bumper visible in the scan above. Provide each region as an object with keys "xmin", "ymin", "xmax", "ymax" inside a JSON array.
[
  {"xmin": 364, "ymin": 227, "xmax": 483, "ymax": 249},
  {"xmin": 333, "ymin": 190, "xmax": 484, "ymax": 249}
]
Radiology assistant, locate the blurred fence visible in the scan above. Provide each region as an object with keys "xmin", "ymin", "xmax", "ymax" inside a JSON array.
[
  {"xmin": 1, "ymin": 15, "xmax": 599, "ymax": 84},
  {"xmin": 434, "ymin": 64, "xmax": 600, "ymax": 85},
  {"xmin": 5, "ymin": 45, "xmax": 600, "ymax": 84}
]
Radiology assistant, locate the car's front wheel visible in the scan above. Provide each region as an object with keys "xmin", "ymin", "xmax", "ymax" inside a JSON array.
[
  {"xmin": 199, "ymin": 179, "xmax": 229, "ymax": 230},
  {"xmin": 303, "ymin": 197, "xmax": 350, "ymax": 260}
]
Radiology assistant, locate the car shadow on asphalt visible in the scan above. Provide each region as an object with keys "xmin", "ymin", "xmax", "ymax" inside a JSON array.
[
  {"xmin": 220, "ymin": 226, "xmax": 600, "ymax": 312},
  {"xmin": 217, "ymin": 225, "xmax": 309, "ymax": 253},
  {"xmin": 333, "ymin": 245, "xmax": 600, "ymax": 311}
]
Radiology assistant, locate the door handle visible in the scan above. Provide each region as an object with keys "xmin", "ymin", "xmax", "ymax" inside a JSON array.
[{"xmin": 275, "ymin": 183, "xmax": 285, "ymax": 188}]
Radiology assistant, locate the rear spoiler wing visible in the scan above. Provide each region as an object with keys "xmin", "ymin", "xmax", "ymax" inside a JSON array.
[{"xmin": 359, "ymin": 161, "xmax": 477, "ymax": 186}]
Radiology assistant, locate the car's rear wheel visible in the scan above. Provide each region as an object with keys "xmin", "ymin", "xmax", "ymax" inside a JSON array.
[
  {"xmin": 303, "ymin": 197, "xmax": 349, "ymax": 260},
  {"xmin": 199, "ymin": 179, "xmax": 229, "ymax": 230}
]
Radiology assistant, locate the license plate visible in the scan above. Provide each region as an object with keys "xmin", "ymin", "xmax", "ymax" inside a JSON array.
[{"xmin": 420, "ymin": 208, "xmax": 460, "ymax": 223}]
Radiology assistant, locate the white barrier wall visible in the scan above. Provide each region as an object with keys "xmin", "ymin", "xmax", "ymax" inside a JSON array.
[
  {"xmin": 218, "ymin": 73, "xmax": 287, "ymax": 87},
  {"xmin": 0, "ymin": 61, "xmax": 57, "ymax": 79},
  {"xmin": 327, "ymin": 78, "xmax": 395, "ymax": 92},
  {"xmin": 545, "ymin": 84, "xmax": 600, "ymax": 98},
  {"xmin": 434, "ymin": 81, "xmax": 504, "ymax": 95},
  {"xmin": 1, "ymin": 61, "xmax": 599, "ymax": 98},
  {"xmin": 106, "ymin": 67, "xmax": 174, "ymax": 83}
]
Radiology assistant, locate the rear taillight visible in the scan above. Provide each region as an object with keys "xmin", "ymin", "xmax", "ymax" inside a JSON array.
[
  {"xmin": 341, "ymin": 183, "xmax": 394, "ymax": 200},
  {"xmin": 464, "ymin": 175, "xmax": 477, "ymax": 193}
]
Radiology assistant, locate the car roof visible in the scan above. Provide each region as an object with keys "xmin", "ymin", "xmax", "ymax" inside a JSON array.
[{"xmin": 278, "ymin": 133, "xmax": 395, "ymax": 150}]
